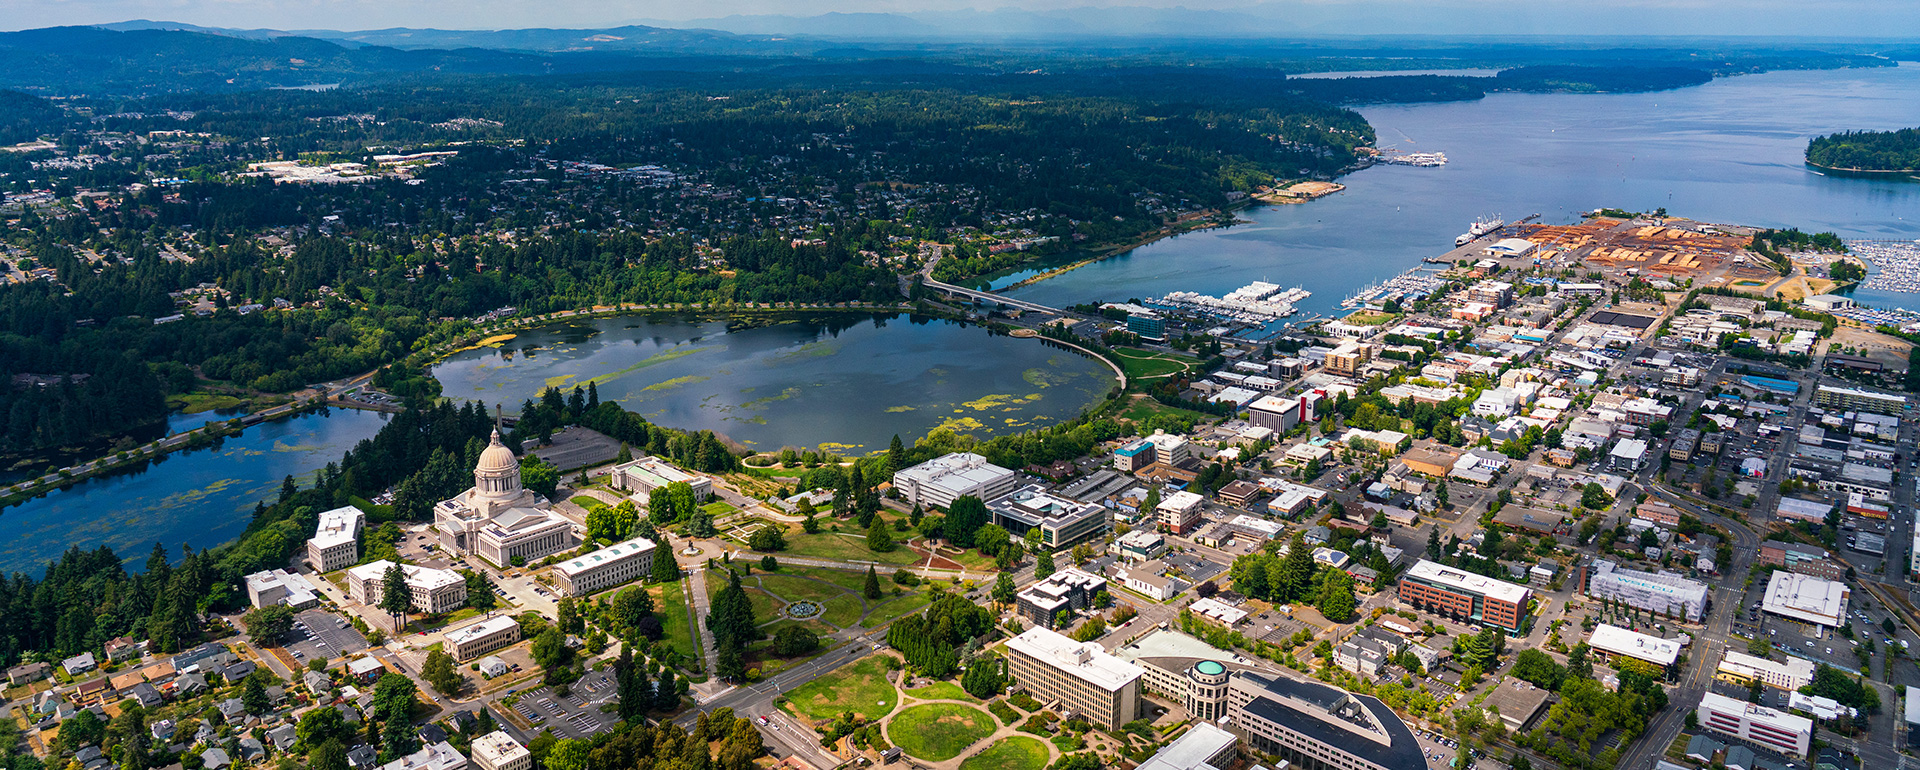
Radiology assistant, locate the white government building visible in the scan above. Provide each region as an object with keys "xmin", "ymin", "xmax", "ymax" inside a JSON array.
[
  {"xmin": 348, "ymin": 560, "xmax": 468, "ymax": 614},
  {"xmin": 609, "ymin": 457, "xmax": 712, "ymax": 501},
  {"xmin": 553, "ymin": 537, "xmax": 658, "ymax": 596},
  {"xmin": 445, "ymin": 616, "xmax": 522, "ymax": 661},
  {"xmin": 307, "ymin": 505, "xmax": 365, "ymax": 572},
  {"xmin": 470, "ymin": 732, "xmax": 531, "ymax": 770},
  {"xmin": 892, "ymin": 452, "xmax": 1020, "ymax": 509},
  {"xmin": 433, "ymin": 429, "xmax": 576, "ymax": 567}
]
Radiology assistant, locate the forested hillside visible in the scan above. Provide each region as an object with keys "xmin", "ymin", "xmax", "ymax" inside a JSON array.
[{"xmin": 1807, "ymin": 128, "xmax": 1920, "ymax": 171}]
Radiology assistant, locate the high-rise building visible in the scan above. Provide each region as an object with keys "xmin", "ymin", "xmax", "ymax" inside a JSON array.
[
  {"xmin": 1156, "ymin": 491, "xmax": 1206, "ymax": 535},
  {"xmin": 1814, "ymin": 385, "xmax": 1907, "ymax": 415},
  {"xmin": 1005, "ymin": 627, "xmax": 1143, "ymax": 730},
  {"xmin": 1015, "ymin": 569, "xmax": 1106, "ymax": 629}
]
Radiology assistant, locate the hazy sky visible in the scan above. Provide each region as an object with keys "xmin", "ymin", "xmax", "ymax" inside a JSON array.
[{"xmin": 1, "ymin": 0, "xmax": 1911, "ymax": 36}]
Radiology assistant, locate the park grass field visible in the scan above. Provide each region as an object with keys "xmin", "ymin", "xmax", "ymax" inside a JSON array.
[
  {"xmin": 863, "ymin": 592, "xmax": 932, "ymax": 626},
  {"xmin": 758, "ymin": 573, "xmax": 847, "ymax": 605},
  {"xmin": 821, "ymin": 594, "xmax": 865, "ymax": 627},
  {"xmin": 782, "ymin": 532, "xmax": 923, "ymax": 566},
  {"xmin": 1112, "ymin": 347, "xmax": 1198, "ymax": 379},
  {"xmin": 905, "ymin": 681, "xmax": 977, "ymax": 702},
  {"xmin": 783, "ymin": 655, "xmax": 896, "ymax": 723},
  {"xmin": 957, "ymin": 736, "xmax": 1049, "ymax": 770},
  {"xmin": 888, "ymin": 703, "xmax": 997, "ymax": 761}
]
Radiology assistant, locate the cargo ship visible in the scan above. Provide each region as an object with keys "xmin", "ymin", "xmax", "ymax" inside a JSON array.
[{"xmin": 1455, "ymin": 216, "xmax": 1504, "ymax": 247}]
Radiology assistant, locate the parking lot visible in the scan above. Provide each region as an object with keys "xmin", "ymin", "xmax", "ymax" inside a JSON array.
[
  {"xmin": 287, "ymin": 610, "xmax": 370, "ymax": 663},
  {"xmin": 509, "ymin": 673, "xmax": 620, "ymax": 739}
]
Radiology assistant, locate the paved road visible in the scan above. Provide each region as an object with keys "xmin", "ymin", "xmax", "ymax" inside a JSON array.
[{"xmin": 677, "ymin": 641, "xmax": 882, "ymax": 770}]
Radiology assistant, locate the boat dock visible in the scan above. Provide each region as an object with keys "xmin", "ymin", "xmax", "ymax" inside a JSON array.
[{"xmin": 1148, "ymin": 281, "xmax": 1311, "ymax": 323}]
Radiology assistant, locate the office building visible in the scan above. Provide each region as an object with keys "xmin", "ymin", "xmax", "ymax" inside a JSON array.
[
  {"xmin": 1005, "ymin": 627, "xmax": 1143, "ymax": 730},
  {"xmin": 1814, "ymin": 385, "xmax": 1907, "ymax": 415},
  {"xmin": 308, "ymin": 505, "xmax": 365, "ymax": 572},
  {"xmin": 348, "ymin": 561, "xmax": 467, "ymax": 614},
  {"xmin": 1136, "ymin": 723, "xmax": 1237, "ymax": 770},
  {"xmin": 470, "ymin": 732, "xmax": 531, "ymax": 770},
  {"xmin": 1225, "ymin": 670, "xmax": 1425, "ymax": 770},
  {"xmin": 1586, "ymin": 625, "xmax": 1681, "ymax": 674},
  {"xmin": 893, "ymin": 453, "xmax": 1020, "ymax": 509},
  {"xmin": 1697, "ymin": 691, "xmax": 1813, "ymax": 758},
  {"xmin": 1015, "ymin": 569, "xmax": 1107, "ymax": 629},
  {"xmin": 1249, "ymin": 394, "xmax": 1310, "ymax": 433},
  {"xmin": 1115, "ymin": 439, "xmax": 1156, "ymax": 472},
  {"xmin": 1126, "ymin": 311, "xmax": 1167, "ymax": 342},
  {"xmin": 553, "ymin": 537, "xmax": 657, "ymax": 596},
  {"xmin": 445, "ymin": 616, "xmax": 521, "ymax": 661},
  {"xmin": 989, "ymin": 486, "xmax": 1109, "ymax": 549},
  {"xmin": 1715, "ymin": 650, "xmax": 1815, "ymax": 692},
  {"xmin": 610, "ymin": 457, "xmax": 712, "ymax": 501},
  {"xmin": 1113, "ymin": 530, "xmax": 1167, "ymax": 561},
  {"xmin": 1761, "ymin": 572, "xmax": 1848, "ymax": 627},
  {"xmin": 1109, "ymin": 560, "xmax": 1186, "ymax": 601},
  {"xmin": 244, "ymin": 569, "xmax": 321, "ymax": 610},
  {"xmin": 1398, "ymin": 559, "xmax": 1532, "ymax": 633},
  {"xmin": 1325, "ymin": 341, "xmax": 1371, "ymax": 377},
  {"xmin": 1580, "ymin": 560, "xmax": 1708, "ymax": 623},
  {"xmin": 1157, "ymin": 490, "xmax": 1206, "ymax": 534}
]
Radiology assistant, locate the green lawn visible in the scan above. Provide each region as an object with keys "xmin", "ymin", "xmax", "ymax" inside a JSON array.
[
  {"xmin": 888, "ymin": 703, "xmax": 997, "ymax": 761},
  {"xmin": 758, "ymin": 573, "xmax": 850, "ymax": 605},
  {"xmin": 863, "ymin": 592, "xmax": 933, "ymax": 626},
  {"xmin": 701, "ymin": 500, "xmax": 739, "ymax": 517},
  {"xmin": 1112, "ymin": 347, "xmax": 1198, "ymax": 379},
  {"xmin": 570, "ymin": 495, "xmax": 608, "ymax": 510},
  {"xmin": 782, "ymin": 532, "xmax": 923, "ymax": 566},
  {"xmin": 167, "ymin": 392, "xmax": 247, "ymax": 414},
  {"xmin": 821, "ymin": 594, "xmax": 866, "ymax": 627},
  {"xmin": 958, "ymin": 736, "xmax": 1049, "ymax": 770},
  {"xmin": 906, "ymin": 681, "xmax": 977, "ymax": 702},
  {"xmin": 1116, "ymin": 397, "xmax": 1213, "ymax": 425},
  {"xmin": 783, "ymin": 655, "xmax": 897, "ymax": 723},
  {"xmin": 787, "ymin": 566, "xmax": 873, "ymax": 594},
  {"xmin": 743, "ymin": 587, "xmax": 781, "ymax": 621},
  {"xmin": 648, "ymin": 581, "xmax": 700, "ymax": 664}
]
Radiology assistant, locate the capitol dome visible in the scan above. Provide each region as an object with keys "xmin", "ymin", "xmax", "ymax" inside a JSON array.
[
  {"xmin": 477, "ymin": 428, "xmax": 518, "ymax": 472},
  {"xmin": 474, "ymin": 428, "xmax": 524, "ymax": 501}
]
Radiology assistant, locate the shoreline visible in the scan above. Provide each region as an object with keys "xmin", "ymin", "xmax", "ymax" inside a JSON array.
[{"xmin": 1804, "ymin": 160, "xmax": 1920, "ymax": 177}]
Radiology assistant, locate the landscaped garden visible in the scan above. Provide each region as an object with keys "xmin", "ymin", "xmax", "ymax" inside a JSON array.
[{"xmin": 887, "ymin": 703, "xmax": 998, "ymax": 761}]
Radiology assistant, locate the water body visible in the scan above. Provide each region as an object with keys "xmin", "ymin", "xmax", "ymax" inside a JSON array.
[
  {"xmin": 1290, "ymin": 68, "xmax": 1505, "ymax": 79},
  {"xmin": 1005, "ymin": 64, "xmax": 1920, "ymax": 316},
  {"xmin": 0, "ymin": 408, "xmax": 390, "ymax": 575},
  {"xmin": 431, "ymin": 313, "xmax": 1117, "ymax": 454}
]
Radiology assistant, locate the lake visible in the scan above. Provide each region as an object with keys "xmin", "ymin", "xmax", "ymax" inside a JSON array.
[
  {"xmin": 0, "ymin": 408, "xmax": 391, "ymax": 575},
  {"xmin": 1004, "ymin": 64, "xmax": 1920, "ymax": 316},
  {"xmin": 430, "ymin": 313, "xmax": 1118, "ymax": 455}
]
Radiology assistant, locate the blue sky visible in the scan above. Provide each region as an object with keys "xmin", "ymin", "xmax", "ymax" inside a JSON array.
[{"xmin": 2, "ymin": 0, "xmax": 1912, "ymax": 37}]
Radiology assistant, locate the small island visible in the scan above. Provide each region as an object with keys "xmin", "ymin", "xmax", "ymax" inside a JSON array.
[{"xmin": 1806, "ymin": 127, "xmax": 1920, "ymax": 173}]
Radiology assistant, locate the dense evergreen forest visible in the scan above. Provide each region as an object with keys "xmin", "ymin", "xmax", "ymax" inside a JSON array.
[{"xmin": 1807, "ymin": 127, "xmax": 1920, "ymax": 171}]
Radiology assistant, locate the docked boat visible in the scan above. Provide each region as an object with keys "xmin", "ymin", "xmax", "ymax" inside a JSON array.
[{"xmin": 1455, "ymin": 215, "xmax": 1504, "ymax": 247}]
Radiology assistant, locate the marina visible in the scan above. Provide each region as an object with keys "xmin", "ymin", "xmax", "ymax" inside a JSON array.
[
  {"xmin": 1378, "ymin": 151, "xmax": 1449, "ymax": 167},
  {"xmin": 1341, "ymin": 265, "xmax": 1451, "ymax": 308},
  {"xmin": 1852, "ymin": 240, "xmax": 1920, "ymax": 299},
  {"xmin": 1147, "ymin": 281, "xmax": 1311, "ymax": 323}
]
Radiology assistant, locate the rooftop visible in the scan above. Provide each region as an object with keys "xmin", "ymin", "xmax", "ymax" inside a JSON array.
[
  {"xmin": 1135, "ymin": 722, "xmax": 1237, "ymax": 770},
  {"xmin": 1587, "ymin": 624, "xmax": 1681, "ymax": 666},
  {"xmin": 445, "ymin": 616, "xmax": 519, "ymax": 645},
  {"xmin": 1007, "ymin": 626, "xmax": 1143, "ymax": 692},
  {"xmin": 1404, "ymin": 559, "xmax": 1531, "ymax": 604},
  {"xmin": 1762, "ymin": 571, "xmax": 1848, "ymax": 625},
  {"xmin": 556, "ymin": 537, "xmax": 657, "ymax": 577}
]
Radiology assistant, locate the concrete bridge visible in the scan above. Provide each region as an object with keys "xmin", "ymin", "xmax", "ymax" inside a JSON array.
[{"xmin": 921, "ymin": 277, "xmax": 1062, "ymax": 315}]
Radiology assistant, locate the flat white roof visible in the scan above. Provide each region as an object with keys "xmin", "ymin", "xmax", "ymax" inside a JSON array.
[
  {"xmin": 348, "ymin": 560, "xmax": 463, "ymax": 590},
  {"xmin": 555, "ymin": 537, "xmax": 657, "ymax": 577},
  {"xmin": 1699, "ymin": 691, "xmax": 1813, "ymax": 735},
  {"xmin": 1718, "ymin": 650, "xmax": 1814, "ymax": 685},
  {"xmin": 1611, "ymin": 438, "xmax": 1648, "ymax": 460},
  {"xmin": 1761, "ymin": 571, "xmax": 1849, "ymax": 627},
  {"xmin": 1187, "ymin": 597, "xmax": 1250, "ymax": 626},
  {"xmin": 1136, "ymin": 722, "xmax": 1238, "ymax": 770},
  {"xmin": 311, "ymin": 505, "xmax": 364, "ymax": 548},
  {"xmin": 1159, "ymin": 490, "xmax": 1205, "ymax": 511},
  {"xmin": 1588, "ymin": 624, "xmax": 1680, "ymax": 667},
  {"xmin": 895, "ymin": 452, "xmax": 1017, "ymax": 495},
  {"xmin": 470, "ymin": 732, "xmax": 527, "ymax": 766},
  {"xmin": 1405, "ymin": 559, "xmax": 1531, "ymax": 604},
  {"xmin": 1007, "ymin": 626, "xmax": 1143, "ymax": 692},
  {"xmin": 445, "ymin": 616, "xmax": 520, "ymax": 645}
]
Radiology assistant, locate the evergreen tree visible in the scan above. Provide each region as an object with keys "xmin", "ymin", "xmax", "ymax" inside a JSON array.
[
  {"xmin": 379, "ymin": 564, "xmax": 415, "ymax": 629},
  {"xmin": 651, "ymin": 548, "xmax": 681, "ymax": 583},
  {"xmin": 1279, "ymin": 532, "xmax": 1316, "ymax": 602},
  {"xmin": 888, "ymin": 435, "xmax": 907, "ymax": 472},
  {"xmin": 1034, "ymin": 550, "xmax": 1055, "ymax": 580},
  {"xmin": 945, "ymin": 495, "xmax": 990, "ymax": 547},
  {"xmin": 866, "ymin": 518, "xmax": 895, "ymax": 552},
  {"xmin": 863, "ymin": 567, "xmax": 884, "ymax": 600},
  {"xmin": 655, "ymin": 667, "xmax": 679, "ymax": 711},
  {"xmin": 310, "ymin": 740, "xmax": 348, "ymax": 770}
]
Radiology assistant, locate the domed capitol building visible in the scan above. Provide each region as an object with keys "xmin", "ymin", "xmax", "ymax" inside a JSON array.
[{"xmin": 434, "ymin": 428, "xmax": 578, "ymax": 567}]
